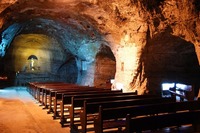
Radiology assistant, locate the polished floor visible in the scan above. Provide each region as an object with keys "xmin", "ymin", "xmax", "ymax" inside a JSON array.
[{"xmin": 0, "ymin": 86, "xmax": 199, "ymax": 133}]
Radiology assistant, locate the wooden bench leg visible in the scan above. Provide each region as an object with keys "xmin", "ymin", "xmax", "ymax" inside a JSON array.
[{"xmin": 70, "ymin": 124, "xmax": 79, "ymax": 133}]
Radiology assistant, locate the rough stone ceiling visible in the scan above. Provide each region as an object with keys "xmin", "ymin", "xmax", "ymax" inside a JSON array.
[
  {"xmin": 0, "ymin": 0, "xmax": 108, "ymax": 61},
  {"xmin": 1, "ymin": 0, "xmax": 200, "ymax": 93},
  {"xmin": 2, "ymin": 0, "xmax": 199, "ymax": 56}
]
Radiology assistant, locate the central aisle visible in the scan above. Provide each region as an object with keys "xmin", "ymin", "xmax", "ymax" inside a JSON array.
[{"xmin": 0, "ymin": 87, "xmax": 70, "ymax": 133}]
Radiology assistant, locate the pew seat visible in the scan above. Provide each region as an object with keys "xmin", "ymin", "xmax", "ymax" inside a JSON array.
[
  {"xmin": 79, "ymin": 97, "xmax": 174, "ymax": 133},
  {"xmin": 93, "ymin": 100, "xmax": 200, "ymax": 133},
  {"xmin": 126, "ymin": 110, "xmax": 200, "ymax": 133}
]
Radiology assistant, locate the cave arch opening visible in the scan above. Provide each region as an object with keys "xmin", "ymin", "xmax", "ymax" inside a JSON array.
[
  {"xmin": 94, "ymin": 44, "xmax": 116, "ymax": 88},
  {"xmin": 0, "ymin": 17, "xmax": 117, "ymax": 87},
  {"xmin": 144, "ymin": 31, "xmax": 200, "ymax": 96}
]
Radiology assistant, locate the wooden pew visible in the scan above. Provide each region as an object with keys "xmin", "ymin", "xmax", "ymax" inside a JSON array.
[
  {"xmin": 125, "ymin": 110, "xmax": 200, "ymax": 133},
  {"xmin": 29, "ymin": 82, "xmax": 104, "ymax": 111},
  {"xmin": 59, "ymin": 91, "xmax": 137, "ymax": 125},
  {"xmin": 28, "ymin": 82, "xmax": 74, "ymax": 102},
  {"xmin": 52, "ymin": 89, "xmax": 123, "ymax": 118},
  {"xmin": 28, "ymin": 82, "xmax": 65, "ymax": 98},
  {"xmin": 79, "ymin": 97, "xmax": 175, "ymax": 133},
  {"xmin": 47, "ymin": 89, "xmax": 121, "ymax": 114},
  {"xmin": 35, "ymin": 83, "xmax": 80, "ymax": 104},
  {"xmin": 60, "ymin": 93, "xmax": 150, "ymax": 127},
  {"xmin": 93, "ymin": 100, "xmax": 200, "ymax": 133},
  {"xmin": 42, "ymin": 86, "xmax": 100, "ymax": 108},
  {"xmin": 28, "ymin": 81, "xmax": 121, "ymax": 115},
  {"xmin": 32, "ymin": 83, "xmax": 106, "ymax": 107}
]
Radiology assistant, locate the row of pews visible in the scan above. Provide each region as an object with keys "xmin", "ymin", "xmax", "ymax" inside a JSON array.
[{"xmin": 27, "ymin": 82, "xmax": 200, "ymax": 133}]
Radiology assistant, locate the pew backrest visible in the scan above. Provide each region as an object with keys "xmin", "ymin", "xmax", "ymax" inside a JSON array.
[
  {"xmin": 80, "ymin": 97, "xmax": 175, "ymax": 133},
  {"xmin": 100, "ymin": 100, "xmax": 200, "ymax": 120},
  {"xmin": 126, "ymin": 110, "xmax": 200, "ymax": 133},
  {"xmin": 94, "ymin": 100, "xmax": 200, "ymax": 133}
]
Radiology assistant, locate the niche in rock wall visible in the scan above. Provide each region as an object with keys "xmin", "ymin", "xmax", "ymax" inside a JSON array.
[
  {"xmin": 144, "ymin": 31, "xmax": 200, "ymax": 95},
  {"xmin": 94, "ymin": 44, "xmax": 116, "ymax": 88},
  {"xmin": 27, "ymin": 55, "xmax": 39, "ymax": 71}
]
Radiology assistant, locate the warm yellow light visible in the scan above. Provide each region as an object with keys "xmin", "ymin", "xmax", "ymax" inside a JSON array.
[
  {"xmin": 124, "ymin": 34, "xmax": 129, "ymax": 42},
  {"xmin": 11, "ymin": 34, "xmax": 53, "ymax": 72},
  {"xmin": 115, "ymin": 38, "xmax": 139, "ymax": 92}
]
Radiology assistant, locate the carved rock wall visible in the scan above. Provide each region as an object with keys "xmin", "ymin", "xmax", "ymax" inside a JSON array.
[{"xmin": 0, "ymin": 0, "xmax": 200, "ymax": 95}]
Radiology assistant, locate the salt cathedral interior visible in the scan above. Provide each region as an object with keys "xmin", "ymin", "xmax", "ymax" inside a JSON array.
[{"xmin": 0, "ymin": 0, "xmax": 200, "ymax": 133}]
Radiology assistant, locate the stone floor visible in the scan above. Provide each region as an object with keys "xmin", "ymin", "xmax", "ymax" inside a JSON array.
[
  {"xmin": 0, "ymin": 86, "xmax": 70, "ymax": 133},
  {"xmin": 0, "ymin": 86, "xmax": 198, "ymax": 133}
]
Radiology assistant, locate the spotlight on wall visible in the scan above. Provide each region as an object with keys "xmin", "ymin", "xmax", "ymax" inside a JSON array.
[{"xmin": 116, "ymin": 82, "xmax": 124, "ymax": 90}]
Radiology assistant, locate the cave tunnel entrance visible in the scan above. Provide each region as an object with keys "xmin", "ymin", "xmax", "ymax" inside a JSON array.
[
  {"xmin": 0, "ymin": 24, "xmax": 117, "ymax": 88},
  {"xmin": 94, "ymin": 44, "xmax": 116, "ymax": 89},
  {"xmin": 2, "ymin": 33, "xmax": 67, "ymax": 86},
  {"xmin": 0, "ymin": 1, "xmax": 118, "ymax": 87},
  {"xmin": 144, "ymin": 31, "xmax": 200, "ymax": 96}
]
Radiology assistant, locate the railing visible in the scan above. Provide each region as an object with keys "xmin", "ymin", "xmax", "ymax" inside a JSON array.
[{"xmin": 15, "ymin": 72, "xmax": 61, "ymax": 86}]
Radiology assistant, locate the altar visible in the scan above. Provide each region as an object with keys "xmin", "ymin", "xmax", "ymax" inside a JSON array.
[{"xmin": 15, "ymin": 72, "xmax": 51, "ymax": 86}]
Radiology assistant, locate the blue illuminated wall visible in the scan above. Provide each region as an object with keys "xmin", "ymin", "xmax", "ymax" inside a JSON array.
[{"xmin": 0, "ymin": 23, "xmax": 22, "ymax": 57}]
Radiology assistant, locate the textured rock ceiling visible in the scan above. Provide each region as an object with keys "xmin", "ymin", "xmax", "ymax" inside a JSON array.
[
  {"xmin": 0, "ymin": 0, "xmax": 105, "ymax": 61},
  {"xmin": 0, "ymin": 0, "xmax": 200, "ymax": 94}
]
